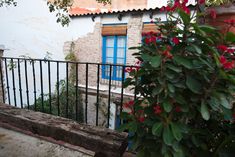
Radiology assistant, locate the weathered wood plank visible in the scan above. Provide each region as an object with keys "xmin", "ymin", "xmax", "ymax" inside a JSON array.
[{"xmin": 0, "ymin": 103, "xmax": 128, "ymax": 157}]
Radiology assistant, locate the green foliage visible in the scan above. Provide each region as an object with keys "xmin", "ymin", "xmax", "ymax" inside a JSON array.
[
  {"xmin": 120, "ymin": 2, "xmax": 235, "ymax": 157},
  {"xmin": 30, "ymin": 79, "xmax": 84, "ymax": 122},
  {"xmin": 206, "ymin": 0, "xmax": 234, "ymax": 6},
  {"xmin": 0, "ymin": 0, "xmax": 17, "ymax": 7}
]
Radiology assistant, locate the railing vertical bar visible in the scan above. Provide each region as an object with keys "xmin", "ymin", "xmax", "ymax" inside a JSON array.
[
  {"xmin": 85, "ymin": 63, "xmax": 88, "ymax": 124},
  {"xmin": 57, "ymin": 61, "xmax": 60, "ymax": 116},
  {"xmin": 120, "ymin": 65, "xmax": 125, "ymax": 125},
  {"xmin": 32, "ymin": 61, "xmax": 37, "ymax": 111},
  {"xmin": 11, "ymin": 59, "xmax": 17, "ymax": 107},
  {"xmin": 24, "ymin": 60, "xmax": 29, "ymax": 109},
  {"xmin": 0, "ymin": 58, "xmax": 5, "ymax": 103},
  {"xmin": 48, "ymin": 61, "xmax": 52, "ymax": 114},
  {"xmin": 75, "ymin": 63, "xmax": 78, "ymax": 121},
  {"xmin": 4, "ymin": 59, "xmax": 10, "ymax": 105},
  {"xmin": 107, "ymin": 65, "xmax": 112, "ymax": 128},
  {"xmin": 95, "ymin": 64, "xmax": 100, "ymax": 126},
  {"xmin": 17, "ymin": 59, "xmax": 23, "ymax": 108},
  {"xmin": 39, "ymin": 60, "xmax": 44, "ymax": 112},
  {"xmin": 66, "ymin": 62, "xmax": 69, "ymax": 118}
]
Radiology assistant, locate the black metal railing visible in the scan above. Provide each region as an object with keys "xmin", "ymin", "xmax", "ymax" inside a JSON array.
[{"xmin": 0, "ymin": 57, "xmax": 136, "ymax": 129}]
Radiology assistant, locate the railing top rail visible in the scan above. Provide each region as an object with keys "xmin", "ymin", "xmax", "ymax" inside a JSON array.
[{"xmin": 0, "ymin": 56, "xmax": 137, "ymax": 67}]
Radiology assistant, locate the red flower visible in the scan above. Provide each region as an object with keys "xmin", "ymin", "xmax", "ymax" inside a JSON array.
[
  {"xmin": 125, "ymin": 67, "xmax": 134, "ymax": 73},
  {"xmin": 223, "ymin": 61, "xmax": 235, "ymax": 70},
  {"xmin": 166, "ymin": 45, "xmax": 172, "ymax": 51},
  {"xmin": 160, "ymin": 6, "xmax": 165, "ymax": 12},
  {"xmin": 217, "ymin": 45, "xmax": 228, "ymax": 52},
  {"xmin": 181, "ymin": 5, "xmax": 190, "ymax": 14},
  {"xmin": 183, "ymin": 0, "xmax": 189, "ymax": 4},
  {"xmin": 227, "ymin": 48, "xmax": 235, "ymax": 54},
  {"xmin": 138, "ymin": 117, "xmax": 145, "ymax": 123},
  {"xmin": 219, "ymin": 56, "xmax": 235, "ymax": 70},
  {"xmin": 175, "ymin": 106, "xmax": 181, "ymax": 113},
  {"xmin": 224, "ymin": 19, "xmax": 235, "ymax": 26},
  {"xmin": 162, "ymin": 46, "xmax": 173, "ymax": 59},
  {"xmin": 135, "ymin": 60, "xmax": 142, "ymax": 65},
  {"xmin": 210, "ymin": 9, "xmax": 217, "ymax": 19},
  {"xmin": 198, "ymin": 0, "xmax": 205, "ymax": 4},
  {"xmin": 145, "ymin": 35, "xmax": 156, "ymax": 45},
  {"xmin": 123, "ymin": 100, "xmax": 134, "ymax": 109},
  {"xmin": 172, "ymin": 37, "xmax": 180, "ymax": 45},
  {"xmin": 165, "ymin": 6, "xmax": 171, "ymax": 12},
  {"xmin": 141, "ymin": 32, "xmax": 147, "ymax": 36},
  {"xmin": 154, "ymin": 105, "xmax": 162, "ymax": 115},
  {"xmin": 219, "ymin": 56, "xmax": 227, "ymax": 64},
  {"xmin": 157, "ymin": 36, "xmax": 162, "ymax": 41},
  {"xmin": 172, "ymin": 1, "xmax": 181, "ymax": 11},
  {"xmin": 163, "ymin": 50, "xmax": 173, "ymax": 59}
]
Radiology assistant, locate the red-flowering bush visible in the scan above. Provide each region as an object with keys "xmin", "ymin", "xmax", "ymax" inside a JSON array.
[{"xmin": 120, "ymin": 0, "xmax": 235, "ymax": 157}]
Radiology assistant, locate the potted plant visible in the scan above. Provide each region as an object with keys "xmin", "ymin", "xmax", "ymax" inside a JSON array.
[{"xmin": 119, "ymin": 0, "xmax": 235, "ymax": 157}]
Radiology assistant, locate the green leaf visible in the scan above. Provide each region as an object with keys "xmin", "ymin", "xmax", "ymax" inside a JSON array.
[
  {"xmin": 208, "ymin": 97, "xmax": 220, "ymax": 111},
  {"xmin": 129, "ymin": 46, "xmax": 141, "ymax": 50},
  {"xmin": 191, "ymin": 44, "xmax": 202, "ymax": 54},
  {"xmin": 192, "ymin": 136, "xmax": 201, "ymax": 147},
  {"xmin": 175, "ymin": 94, "xmax": 187, "ymax": 104},
  {"xmin": 166, "ymin": 70, "xmax": 176, "ymax": 80},
  {"xmin": 174, "ymin": 56, "xmax": 193, "ymax": 69},
  {"xmin": 163, "ymin": 125, "xmax": 174, "ymax": 146},
  {"xmin": 123, "ymin": 78, "xmax": 132, "ymax": 88},
  {"xmin": 178, "ymin": 123, "xmax": 189, "ymax": 133},
  {"xmin": 152, "ymin": 86, "xmax": 163, "ymax": 96},
  {"xmin": 141, "ymin": 53, "xmax": 152, "ymax": 62},
  {"xmin": 201, "ymin": 102, "xmax": 210, "ymax": 120},
  {"xmin": 150, "ymin": 55, "xmax": 161, "ymax": 68},
  {"xmin": 164, "ymin": 152, "xmax": 172, "ymax": 157},
  {"xmin": 172, "ymin": 142, "xmax": 180, "ymax": 152},
  {"xmin": 117, "ymin": 123, "xmax": 128, "ymax": 132},
  {"xmin": 137, "ymin": 149, "xmax": 145, "ymax": 157},
  {"xmin": 198, "ymin": 25, "xmax": 217, "ymax": 33},
  {"xmin": 128, "ymin": 121, "xmax": 137, "ymax": 132},
  {"xmin": 186, "ymin": 76, "xmax": 202, "ymax": 94},
  {"xmin": 170, "ymin": 123, "xmax": 183, "ymax": 141},
  {"xmin": 168, "ymin": 83, "xmax": 175, "ymax": 93},
  {"xmin": 163, "ymin": 101, "xmax": 172, "ymax": 112},
  {"xmin": 167, "ymin": 64, "xmax": 182, "ymax": 73},
  {"xmin": 225, "ymin": 32, "xmax": 235, "ymax": 43},
  {"xmin": 219, "ymin": 94, "xmax": 233, "ymax": 109},
  {"xmin": 178, "ymin": 9, "xmax": 190, "ymax": 25},
  {"xmin": 173, "ymin": 149, "xmax": 184, "ymax": 157},
  {"xmin": 152, "ymin": 122, "xmax": 163, "ymax": 136}
]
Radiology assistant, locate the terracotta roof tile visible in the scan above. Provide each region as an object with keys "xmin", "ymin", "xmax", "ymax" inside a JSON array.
[{"xmin": 69, "ymin": 4, "xmax": 196, "ymax": 17}]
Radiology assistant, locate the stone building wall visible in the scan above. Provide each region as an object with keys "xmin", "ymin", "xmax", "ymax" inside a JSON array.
[
  {"xmin": 126, "ymin": 14, "xmax": 143, "ymax": 65},
  {"xmin": 63, "ymin": 14, "xmax": 144, "ymax": 127},
  {"xmin": 64, "ymin": 14, "xmax": 143, "ymax": 90}
]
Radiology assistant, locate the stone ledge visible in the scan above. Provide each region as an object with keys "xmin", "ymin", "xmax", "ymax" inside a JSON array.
[{"xmin": 0, "ymin": 103, "xmax": 128, "ymax": 157}]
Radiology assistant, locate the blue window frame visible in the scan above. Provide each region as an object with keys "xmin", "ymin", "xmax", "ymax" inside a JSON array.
[{"xmin": 102, "ymin": 36, "xmax": 127, "ymax": 81}]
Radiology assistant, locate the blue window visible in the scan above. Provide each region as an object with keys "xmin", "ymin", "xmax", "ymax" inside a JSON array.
[{"xmin": 102, "ymin": 36, "xmax": 127, "ymax": 81}]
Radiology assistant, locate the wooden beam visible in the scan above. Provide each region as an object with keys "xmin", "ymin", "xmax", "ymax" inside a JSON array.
[
  {"xmin": 0, "ymin": 103, "xmax": 128, "ymax": 157},
  {"xmin": 102, "ymin": 25, "xmax": 127, "ymax": 36}
]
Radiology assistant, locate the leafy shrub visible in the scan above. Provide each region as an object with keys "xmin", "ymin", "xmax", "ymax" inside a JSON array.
[
  {"xmin": 120, "ymin": 1, "xmax": 235, "ymax": 157},
  {"xmin": 31, "ymin": 79, "xmax": 84, "ymax": 122}
]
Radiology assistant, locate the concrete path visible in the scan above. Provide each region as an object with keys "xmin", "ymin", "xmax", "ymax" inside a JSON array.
[{"xmin": 0, "ymin": 127, "xmax": 92, "ymax": 157}]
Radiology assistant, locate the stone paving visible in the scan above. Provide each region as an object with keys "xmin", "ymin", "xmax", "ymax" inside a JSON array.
[{"xmin": 0, "ymin": 127, "xmax": 92, "ymax": 157}]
